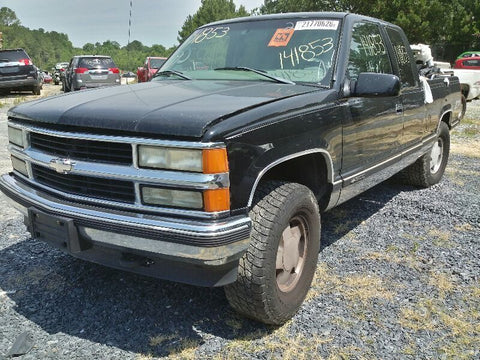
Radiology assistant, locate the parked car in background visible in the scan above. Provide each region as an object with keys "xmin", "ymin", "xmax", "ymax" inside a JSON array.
[
  {"xmin": 63, "ymin": 55, "xmax": 121, "ymax": 92},
  {"xmin": 0, "ymin": 48, "xmax": 42, "ymax": 95},
  {"xmin": 137, "ymin": 56, "xmax": 167, "ymax": 82},
  {"xmin": 457, "ymin": 51, "xmax": 480, "ymax": 59},
  {"xmin": 53, "ymin": 62, "xmax": 69, "ymax": 85},
  {"xmin": 454, "ymin": 56, "xmax": 480, "ymax": 70},
  {"xmin": 42, "ymin": 71, "xmax": 52, "ymax": 84}
]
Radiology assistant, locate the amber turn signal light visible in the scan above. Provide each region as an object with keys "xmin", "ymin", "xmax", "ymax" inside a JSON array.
[
  {"xmin": 203, "ymin": 188, "xmax": 230, "ymax": 212},
  {"xmin": 202, "ymin": 148, "xmax": 229, "ymax": 174}
]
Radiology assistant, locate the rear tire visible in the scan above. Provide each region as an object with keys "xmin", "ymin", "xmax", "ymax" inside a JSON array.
[
  {"xmin": 397, "ymin": 121, "xmax": 450, "ymax": 187},
  {"xmin": 33, "ymin": 86, "xmax": 41, "ymax": 95},
  {"xmin": 225, "ymin": 181, "xmax": 321, "ymax": 325}
]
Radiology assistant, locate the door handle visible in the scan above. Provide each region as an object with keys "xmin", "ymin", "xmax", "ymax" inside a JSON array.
[{"xmin": 396, "ymin": 104, "xmax": 403, "ymax": 114}]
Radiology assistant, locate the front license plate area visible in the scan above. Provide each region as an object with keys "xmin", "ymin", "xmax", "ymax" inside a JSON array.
[{"xmin": 28, "ymin": 208, "xmax": 87, "ymax": 253}]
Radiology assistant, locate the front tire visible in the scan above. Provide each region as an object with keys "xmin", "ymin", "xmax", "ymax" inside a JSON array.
[
  {"xmin": 225, "ymin": 181, "xmax": 321, "ymax": 325},
  {"xmin": 398, "ymin": 121, "xmax": 450, "ymax": 187}
]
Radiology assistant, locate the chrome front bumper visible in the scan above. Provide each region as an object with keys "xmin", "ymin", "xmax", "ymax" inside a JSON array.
[{"xmin": 0, "ymin": 173, "xmax": 251, "ymax": 286}]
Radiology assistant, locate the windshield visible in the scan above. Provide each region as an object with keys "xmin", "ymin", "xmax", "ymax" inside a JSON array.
[
  {"xmin": 150, "ymin": 58, "xmax": 166, "ymax": 68},
  {"xmin": 157, "ymin": 17, "xmax": 341, "ymax": 85},
  {"xmin": 79, "ymin": 57, "xmax": 116, "ymax": 69}
]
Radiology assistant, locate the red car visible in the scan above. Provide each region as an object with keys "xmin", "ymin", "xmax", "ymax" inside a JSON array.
[
  {"xmin": 137, "ymin": 57, "xmax": 167, "ymax": 82},
  {"xmin": 454, "ymin": 56, "xmax": 480, "ymax": 70},
  {"xmin": 42, "ymin": 72, "xmax": 53, "ymax": 84}
]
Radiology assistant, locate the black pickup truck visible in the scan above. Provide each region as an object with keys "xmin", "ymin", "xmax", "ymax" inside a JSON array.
[{"xmin": 0, "ymin": 13, "xmax": 463, "ymax": 324}]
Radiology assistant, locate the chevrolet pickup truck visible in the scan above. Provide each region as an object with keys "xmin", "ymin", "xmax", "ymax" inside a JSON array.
[
  {"xmin": 137, "ymin": 56, "xmax": 167, "ymax": 82},
  {"xmin": 0, "ymin": 13, "xmax": 463, "ymax": 324}
]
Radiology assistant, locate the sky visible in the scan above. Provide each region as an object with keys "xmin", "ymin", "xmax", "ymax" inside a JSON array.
[{"xmin": 2, "ymin": 0, "xmax": 264, "ymax": 48}]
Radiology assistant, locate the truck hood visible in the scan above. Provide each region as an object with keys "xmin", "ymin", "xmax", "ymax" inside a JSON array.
[{"xmin": 9, "ymin": 80, "xmax": 320, "ymax": 138}]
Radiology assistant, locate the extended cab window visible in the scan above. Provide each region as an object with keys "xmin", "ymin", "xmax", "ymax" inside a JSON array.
[
  {"xmin": 386, "ymin": 27, "xmax": 416, "ymax": 87},
  {"xmin": 347, "ymin": 22, "xmax": 392, "ymax": 80}
]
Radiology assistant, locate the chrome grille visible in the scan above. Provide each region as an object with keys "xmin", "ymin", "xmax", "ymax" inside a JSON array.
[
  {"xmin": 30, "ymin": 132, "xmax": 132, "ymax": 165},
  {"xmin": 32, "ymin": 164, "xmax": 135, "ymax": 203}
]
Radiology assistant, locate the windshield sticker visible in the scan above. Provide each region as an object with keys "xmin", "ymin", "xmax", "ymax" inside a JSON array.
[
  {"xmin": 268, "ymin": 28, "xmax": 295, "ymax": 47},
  {"xmin": 295, "ymin": 20, "xmax": 339, "ymax": 31}
]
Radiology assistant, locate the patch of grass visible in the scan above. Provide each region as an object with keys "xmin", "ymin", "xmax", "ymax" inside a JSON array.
[
  {"xmin": 149, "ymin": 334, "xmax": 176, "ymax": 347},
  {"xmin": 136, "ymin": 355, "xmax": 153, "ymax": 360},
  {"xmin": 460, "ymin": 116, "xmax": 478, "ymax": 126},
  {"xmin": 402, "ymin": 339, "xmax": 418, "ymax": 356},
  {"xmin": 428, "ymin": 228, "xmax": 452, "ymax": 248},
  {"xmin": 13, "ymin": 96, "xmax": 26, "ymax": 105},
  {"xmin": 333, "ymin": 220, "xmax": 356, "ymax": 235},
  {"xmin": 307, "ymin": 264, "xmax": 395, "ymax": 306},
  {"xmin": 147, "ymin": 333, "xmax": 201, "ymax": 359},
  {"xmin": 399, "ymin": 296, "xmax": 480, "ymax": 359},
  {"xmin": 215, "ymin": 323, "xmax": 333, "ymax": 360},
  {"xmin": 168, "ymin": 338, "xmax": 201, "ymax": 360},
  {"xmin": 445, "ymin": 167, "xmax": 466, "ymax": 186},
  {"xmin": 401, "ymin": 232, "xmax": 426, "ymax": 243},
  {"xmin": 399, "ymin": 298, "xmax": 437, "ymax": 331},
  {"xmin": 450, "ymin": 141, "xmax": 480, "ymax": 158},
  {"xmin": 428, "ymin": 271, "xmax": 454, "ymax": 298},
  {"xmin": 341, "ymin": 274, "xmax": 395, "ymax": 304},
  {"xmin": 225, "ymin": 317, "xmax": 243, "ymax": 332},
  {"xmin": 454, "ymin": 223, "xmax": 473, "ymax": 232},
  {"xmin": 326, "ymin": 345, "xmax": 373, "ymax": 360}
]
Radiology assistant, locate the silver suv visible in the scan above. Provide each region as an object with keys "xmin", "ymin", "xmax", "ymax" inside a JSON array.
[
  {"xmin": 63, "ymin": 55, "xmax": 121, "ymax": 92},
  {"xmin": 0, "ymin": 48, "xmax": 42, "ymax": 95}
]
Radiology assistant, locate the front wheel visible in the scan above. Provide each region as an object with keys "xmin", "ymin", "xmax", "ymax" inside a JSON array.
[
  {"xmin": 225, "ymin": 181, "xmax": 321, "ymax": 325},
  {"xmin": 397, "ymin": 121, "xmax": 450, "ymax": 187}
]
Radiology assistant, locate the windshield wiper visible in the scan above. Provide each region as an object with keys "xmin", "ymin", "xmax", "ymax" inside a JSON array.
[
  {"xmin": 153, "ymin": 70, "xmax": 191, "ymax": 80},
  {"xmin": 214, "ymin": 67, "xmax": 295, "ymax": 85}
]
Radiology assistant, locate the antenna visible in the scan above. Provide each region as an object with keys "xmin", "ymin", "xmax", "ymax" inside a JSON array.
[{"xmin": 128, "ymin": 0, "xmax": 133, "ymax": 47}]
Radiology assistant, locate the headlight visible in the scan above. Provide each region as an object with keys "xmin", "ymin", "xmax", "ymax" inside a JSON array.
[
  {"xmin": 8, "ymin": 126, "xmax": 24, "ymax": 147},
  {"xmin": 138, "ymin": 146, "xmax": 203, "ymax": 172},
  {"xmin": 141, "ymin": 186, "xmax": 203, "ymax": 209},
  {"xmin": 11, "ymin": 156, "xmax": 28, "ymax": 176},
  {"xmin": 138, "ymin": 146, "xmax": 228, "ymax": 173}
]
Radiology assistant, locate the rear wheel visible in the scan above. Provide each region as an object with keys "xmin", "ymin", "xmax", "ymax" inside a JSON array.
[
  {"xmin": 32, "ymin": 86, "xmax": 41, "ymax": 95},
  {"xmin": 397, "ymin": 121, "xmax": 450, "ymax": 187},
  {"xmin": 225, "ymin": 181, "xmax": 321, "ymax": 325}
]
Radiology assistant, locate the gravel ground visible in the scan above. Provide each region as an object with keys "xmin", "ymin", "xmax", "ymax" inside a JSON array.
[{"xmin": 0, "ymin": 87, "xmax": 479, "ymax": 360}]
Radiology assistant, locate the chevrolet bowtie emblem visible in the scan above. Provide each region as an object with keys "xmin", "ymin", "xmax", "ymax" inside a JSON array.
[{"xmin": 49, "ymin": 158, "xmax": 75, "ymax": 174}]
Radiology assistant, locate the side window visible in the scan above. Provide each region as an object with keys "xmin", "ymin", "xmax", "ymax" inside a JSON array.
[
  {"xmin": 386, "ymin": 27, "xmax": 416, "ymax": 87},
  {"xmin": 347, "ymin": 22, "xmax": 392, "ymax": 80},
  {"xmin": 465, "ymin": 59, "xmax": 480, "ymax": 67}
]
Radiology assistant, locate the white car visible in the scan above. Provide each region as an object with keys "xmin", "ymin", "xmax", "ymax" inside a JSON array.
[{"xmin": 452, "ymin": 69, "xmax": 480, "ymax": 101}]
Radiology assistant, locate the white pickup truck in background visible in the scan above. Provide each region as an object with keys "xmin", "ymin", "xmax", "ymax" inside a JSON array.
[{"xmin": 411, "ymin": 43, "xmax": 480, "ymax": 101}]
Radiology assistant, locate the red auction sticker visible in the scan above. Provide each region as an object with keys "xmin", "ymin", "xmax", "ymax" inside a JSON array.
[{"xmin": 268, "ymin": 28, "xmax": 295, "ymax": 47}]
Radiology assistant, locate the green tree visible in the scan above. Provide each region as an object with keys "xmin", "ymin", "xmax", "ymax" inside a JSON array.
[
  {"xmin": 0, "ymin": 7, "xmax": 20, "ymax": 26},
  {"xmin": 178, "ymin": 0, "xmax": 249, "ymax": 43},
  {"xmin": 259, "ymin": 0, "xmax": 480, "ymax": 58}
]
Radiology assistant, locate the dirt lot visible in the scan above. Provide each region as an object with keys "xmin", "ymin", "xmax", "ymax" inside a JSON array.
[{"xmin": 0, "ymin": 86, "xmax": 478, "ymax": 359}]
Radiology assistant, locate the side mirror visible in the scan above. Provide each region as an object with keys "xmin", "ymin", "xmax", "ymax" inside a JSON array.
[{"xmin": 351, "ymin": 73, "xmax": 401, "ymax": 97}]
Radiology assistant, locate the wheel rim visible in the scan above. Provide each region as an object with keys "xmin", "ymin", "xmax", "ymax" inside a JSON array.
[
  {"xmin": 276, "ymin": 214, "xmax": 308, "ymax": 293},
  {"xmin": 430, "ymin": 137, "xmax": 444, "ymax": 174}
]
